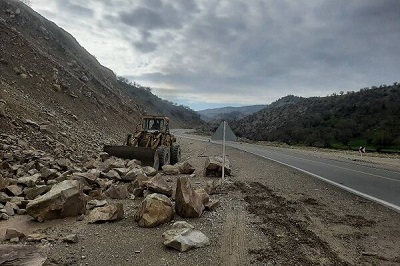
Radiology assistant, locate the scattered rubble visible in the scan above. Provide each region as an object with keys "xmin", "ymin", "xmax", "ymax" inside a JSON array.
[
  {"xmin": 144, "ymin": 173, "xmax": 172, "ymax": 196},
  {"xmin": 205, "ymin": 180, "xmax": 220, "ymax": 195},
  {"xmin": 194, "ymin": 188, "xmax": 210, "ymax": 204},
  {"xmin": 176, "ymin": 161, "xmax": 195, "ymax": 175},
  {"xmin": 0, "ymin": 245, "xmax": 48, "ymax": 266},
  {"xmin": 105, "ymin": 184, "xmax": 129, "ymax": 199},
  {"xmin": 162, "ymin": 164, "xmax": 180, "ymax": 175},
  {"xmin": 204, "ymin": 199, "xmax": 220, "ymax": 211},
  {"xmin": 163, "ymin": 161, "xmax": 195, "ymax": 175},
  {"xmin": 86, "ymin": 199, "xmax": 107, "ymax": 210},
  {"xmin": 0, "ymin": 99, "xmax": 6, "ymax": 117},
  {"xmin": 63, "ymin": 234, "xmax": 78, "ymax": 243},
  {"xmin": 162, "ymin": 221, "xmax": 210, "ymax": 252},
  {"xmin": 204, "ymin": 156, "xmax": 231, "ymax": 177},
  {"xmin": 0, "ymin": 132, "xmax": 225, "ymax": 259},
  {"xmin": 87, "ymin": 203, "xmax": 124, "ymax": 223},
  {"xmin": 4, "ymin": 228, "xmax": 25, "ymax": 240}
]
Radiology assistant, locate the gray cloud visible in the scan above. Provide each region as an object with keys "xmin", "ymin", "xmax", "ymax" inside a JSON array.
[
  {"xmin": 55, "ymin": 0, "xmax": 94, "ymax": 17},
  {"xmin": 120, "ymin": 7, "xmax": 166, "ymax": 30},
  {"xmin": 31, "ymin": 0, "xmax": 400, "ymax": 109},
  {"xmin": 132, "ymin": 40, "xmax": 158, "ymax": 53}
]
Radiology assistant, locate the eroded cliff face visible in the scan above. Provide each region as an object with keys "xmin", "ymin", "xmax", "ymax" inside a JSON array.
[{"xmin": 0, "ymin": 0, "xmax": 202, "ymax": 155}]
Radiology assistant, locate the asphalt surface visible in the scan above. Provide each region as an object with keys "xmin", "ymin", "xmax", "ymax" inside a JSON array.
[{"xmin": 174, "ymin": 130, "xmax": 400, "ymax": 212}]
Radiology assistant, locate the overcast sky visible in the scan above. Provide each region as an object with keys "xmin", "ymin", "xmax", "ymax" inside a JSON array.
[{"xmin": 31, "ymin": 0, "xmax": 400, "ymax": 110}]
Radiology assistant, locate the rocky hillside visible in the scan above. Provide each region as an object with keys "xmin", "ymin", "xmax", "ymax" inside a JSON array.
[
  {"xmin": 0, "ymin": 0, "xmax": 202, "ymax": 156},
  {"xmin": 232, "ymin": 84, "xmax": 400, "ymax": 151}
]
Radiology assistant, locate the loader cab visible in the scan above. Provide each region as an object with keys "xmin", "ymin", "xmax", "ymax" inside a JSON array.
[{"xmin": 142, "ymin": 116, "xmax": 169, "ymax": 133}]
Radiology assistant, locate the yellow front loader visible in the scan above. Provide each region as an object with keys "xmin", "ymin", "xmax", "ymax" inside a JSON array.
[{"xmin": 103, "ymin": 116, "xmax": 181, "ymax": 169}]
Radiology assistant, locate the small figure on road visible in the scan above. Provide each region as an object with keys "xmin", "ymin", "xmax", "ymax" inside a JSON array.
[{"xmin": 359, "ymin": 146, "xmax": 366, "ymax": 155}]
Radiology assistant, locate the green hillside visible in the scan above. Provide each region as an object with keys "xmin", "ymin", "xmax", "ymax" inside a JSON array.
[{"xmin": 232, "ymin": 84, "xmax": 400, "ymax": 152}]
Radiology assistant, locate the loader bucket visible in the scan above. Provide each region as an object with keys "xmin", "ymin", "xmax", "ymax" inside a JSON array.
[{"xmin": 103, "ymin": 146, "xmax": 159, "ymax": 169}]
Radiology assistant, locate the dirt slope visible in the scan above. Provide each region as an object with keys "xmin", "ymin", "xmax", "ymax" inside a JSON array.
[{"xmin": 0, "ymin": 0, "xmax": 202, "ymax": 155}]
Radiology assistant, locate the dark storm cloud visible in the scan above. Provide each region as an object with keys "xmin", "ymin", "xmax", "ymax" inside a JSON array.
[
  {"xmin": 55, "ymin": 0, "xmax": 94, "ymax": 17},
  {"xmin": 117, "ymin": 0, "xmax": 197, "ymax": 31},
  {"xmin": 120, "ymin": 7, "xmax": 166, "ymax": 30},
  {"xmin": 110, "ymin": 0, "xmax": 200, "ymax": 53}
]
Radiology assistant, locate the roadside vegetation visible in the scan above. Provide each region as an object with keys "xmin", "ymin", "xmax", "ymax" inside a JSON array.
[{"xmin": 232, "ymin": 83, "xmax": 400, "ymax": 153}]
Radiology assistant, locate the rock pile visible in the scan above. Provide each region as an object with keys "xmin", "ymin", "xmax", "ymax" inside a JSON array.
[
  {"xmin": 1, "ymin": 132, "xmax": 220, "ymax": 252},
  {"xmin": 0, "ymin": 133, "xmax": 142, "ymax": 221}
]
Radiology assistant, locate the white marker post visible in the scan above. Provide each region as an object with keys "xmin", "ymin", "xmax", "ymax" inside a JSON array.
[{"xmin": 222, "ymin": 121, "xmax": 226, "ymax": 179}]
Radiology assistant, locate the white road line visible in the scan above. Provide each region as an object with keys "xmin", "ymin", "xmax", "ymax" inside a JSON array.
[
  {"xmin": 177, "ymin": 134, "xmax": 400, "ymax": 213},
  {"xmin": 248, "ymin": 150, "xmax": 400, "ymax": 213},
  {"xmin": 234, "ymin": 144, "xmax": 400, "ymax": 183}
]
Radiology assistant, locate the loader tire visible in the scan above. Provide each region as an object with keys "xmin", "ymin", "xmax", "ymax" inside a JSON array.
[
  {"xmin": 158, "ymin": 146, "xmax": 170, "ymax": 169},
  {"xmin": 125, "ymin": 134, "xmax": 132, "ymax": 145},
  {"xmin": 170, "ymin": 145, "xmax": 181, "ymax": 165}
]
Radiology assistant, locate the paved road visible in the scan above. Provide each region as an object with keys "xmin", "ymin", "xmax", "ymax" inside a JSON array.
[{"xmin": 174, "ymin": 130, "xmax": 400, "ymax": 212}]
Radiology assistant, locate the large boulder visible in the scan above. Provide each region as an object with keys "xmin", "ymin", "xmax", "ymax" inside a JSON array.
[
  {"xmin": 17, "ymin": 174, "xmax": 41, "ymax": 187},
  {"xmin": 0, "ymin": 192, "xmax": 11, "ymax": 203},
  {"xmin": 175, "ymin": 177, "xmax": 204, "ymax": 218},
  {"xmin": 162, "ymin": 222, "xmax": 210, "ymax": 252},
  {"xmin": 87, "ymin": 203, "xmax": 124, "ymax": 223},
  {"xmin": 99, "ymin": 157, "xmax": 126, "ymax": 172},
  {"xmin": 24, "ymin": 185, "xmax": 50, "ymax": 200},
  {"xmin": 129, "ymin": 174, "xmax": 149, "ymax": 196},
  {"xmin": 26, "ymin": 180, "xmax": 86, "ymax": 222},
  {"xmin": 40, "ymin": 167, "xmax": 58, "ymax": 181},
  {"xmin": 142, "ymin": 166, "xmax": 157, "ymax": 177},
  {"xmin": 105, "ymin": 184, "xmax": 129, "ymax": 199},
  {"xmin": 122, "ymin": 167, "xmax": 144, "ymax": 181},
  {"xmin": 135, "ymin": 193, "xmax": 173, "ymax": 228},
  {"xmin": 176, "ymin": 161, "xmax": 195, "ymax": 174},
  {"xmin": 162, "ymin": 165, "xmax": 180, "ymax": 175},
  {"xmin": 144, "ymin": 174, "xmax": 172, "ymax": 196},
  {"xmin": 102, "ymin": 169, "xmax": 121, "ymax": 180},
  {"xmin": 56, "ymin": 158, "xmax": 71, "ymax": 171},
  {"xmin": 5, "ymin": 185, "xmax": 23, "ymax": 196},
  {"xmin": 204, "ymin": 156, "xmax": 231, "ymax": 177}
]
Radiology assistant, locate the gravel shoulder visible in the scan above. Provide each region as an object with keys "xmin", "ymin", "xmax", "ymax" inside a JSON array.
[{"xmin": 2, "ymin": 137, "xmax": 400, "ymax": 265}]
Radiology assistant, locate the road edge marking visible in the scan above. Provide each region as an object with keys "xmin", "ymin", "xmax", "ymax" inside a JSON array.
[
  {"xmin": 177, "ymin": 134, "xmax": 400, "ymax": 213},
  {"xmin": 243, "ymin": 149, "xmax": 400, "ymax": 214}
]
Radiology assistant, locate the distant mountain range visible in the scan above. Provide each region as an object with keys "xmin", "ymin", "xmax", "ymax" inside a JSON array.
[{"xmin": 197, "ymin": 105, "xmax": 267, "ymax": 122}]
